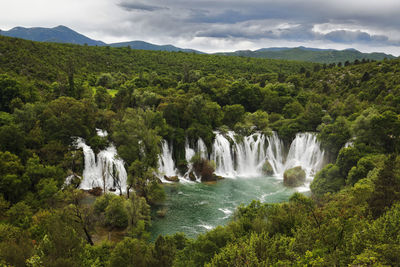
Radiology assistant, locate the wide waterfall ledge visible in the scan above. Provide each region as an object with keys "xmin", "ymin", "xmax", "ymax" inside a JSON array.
[
  {"xmin": 159, "ymin": 131, "xmax": 325, "ymax": 188},
  {"xmin": 70, "ymin": 132, "xmax": 325, "ymax": 193}
]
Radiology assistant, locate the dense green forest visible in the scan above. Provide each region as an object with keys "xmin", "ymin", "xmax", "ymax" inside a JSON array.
[
  {"xmin": 218, "ymin": 47, "xmax": 395, "ymax": 64},
  {"xmin": 0, "ymin": 34, "xmax": 400, "ymax": 266}
]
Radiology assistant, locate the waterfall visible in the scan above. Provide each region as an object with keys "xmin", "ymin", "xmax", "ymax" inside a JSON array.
[
  {"xmin": 210, "ymin": 131, "xmax": 269, "ymax": 177},
  {"xmin": 281, "ymin": 133, "xmax": 325, "ymax": 178},
  {"xmin": 159, "ymin": 131, "xmax": 325, "ymax": 182},
  {"xmin": 211, "ymin": 132, "xmax": 236, "ymax": 177},
  {"xmin": 197, "ymin": 138, "xmax": 208, "ymax": 159},
  {"xmin": 185, "ymin": 138, "xmax": 196, "ymax": 163},
  {"xmin": 75, "ymin": 138, "xmax": 127, "ymax": 193},
  {"xmin": 158, "ymin": 140, "xmax": 178, "ymax": 180},
  {"xmin": 265, "ymin": 132, "xmax": 285, "ymax": 175}
]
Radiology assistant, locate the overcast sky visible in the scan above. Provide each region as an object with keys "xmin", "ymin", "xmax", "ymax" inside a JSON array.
[{"xmin": 1, "ymin": 0, "xmax": 400, "ymax": 55}]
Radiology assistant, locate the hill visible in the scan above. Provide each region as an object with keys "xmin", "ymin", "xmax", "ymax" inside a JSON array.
[
  {"xmin": 109, "ymin": 41, "xmax": 202, "ymax": 53},
  {"xmin": 217, "ymin": 46, "xmax": 395, "ymax": 64},
  {"xmin": 0, "ymin": 35, "xmax": 315, "ymax": 83},
  {"xmin": 0, "ymin": 25, "xmax": 105, "ymax": 46},
  {"xmin": 0, "ymin": 25, "xmax": 201, "ymax": 53}
]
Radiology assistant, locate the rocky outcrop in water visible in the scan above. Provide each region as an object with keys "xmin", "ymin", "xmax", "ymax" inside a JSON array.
[{"xmin": 283, "ymin": 166, "xmax": 306, "ymax": 187}]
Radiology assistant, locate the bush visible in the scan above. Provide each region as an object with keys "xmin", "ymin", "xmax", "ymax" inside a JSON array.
[
  {"xmin": 310, "ymin": 164, "xmax": 344, "ymax": 196},
  {"xmin": 104, "ymin": 196, "xmax": 129, "ymax": 229}
]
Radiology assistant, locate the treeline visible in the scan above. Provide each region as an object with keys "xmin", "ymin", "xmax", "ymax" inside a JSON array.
[{"xmin": 0, "ymin": 35, "xmax": 399, "ymax": 266}]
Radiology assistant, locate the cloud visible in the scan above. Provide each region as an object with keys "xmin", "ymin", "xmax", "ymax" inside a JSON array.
[
  {"xmin": 118, "ymin": 2, "xmax": 167, "ymax": 12},
  {"xmin": 323, "ymin": 30, "xmax": 389, "ymax": 44},
  {"xmin": 1, "ymin": 0, "xmax": 400, "ymax": 54}
]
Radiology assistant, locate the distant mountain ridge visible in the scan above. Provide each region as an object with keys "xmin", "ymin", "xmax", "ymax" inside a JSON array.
[
  {"xmin": 0, "ymin": 25, "xmax": 106, "ymax": 46},
  {"xmin": 0, "ymin": 25, "xmax": 202, "ymax": 53},
  {"xmin": 0, "ymin": 25, "xmax": 395, "ymax": 62},
  {"xmin": 217, "ymin": 47, "xmax": 395, "ymax": 64},
  {"xmin": 110, "ymin": 40, "xmax": 202, "ymax": 53}
]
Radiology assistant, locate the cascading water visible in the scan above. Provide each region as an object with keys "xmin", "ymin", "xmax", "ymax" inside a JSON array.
[
  {"xmin": 159, "ymin": 131, "xmax": 325, "ymax": 183},
  {"xmin": 158, "ymin": 140, "xmax": 178, "ymax": 181},
  {"xmin": 75, "ymin": 138, "xmax": 127, "ymax": 193},
  {"xmin": 265, "ymin": 132, "xmax": 285, "ymax": 175},
  {"xmin": 197, "ymin": 138, "xmax": 208, "ymax": 159},
  {"xmin": 280, "ymin": 133, "xmax": 325, "ymax": 178},
  {"xmin": 211, "ymin": 132, "xmax": 236, "ymax": 177}
]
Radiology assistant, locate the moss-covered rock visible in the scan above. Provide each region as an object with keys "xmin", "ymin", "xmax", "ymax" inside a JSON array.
[
  {"xmin": 262, "ymin": 160, "xmax": 274, "ymax": 176},
  {"xmin": 283, "ymin": 166, "xmax": 306, "ymax": 187}
]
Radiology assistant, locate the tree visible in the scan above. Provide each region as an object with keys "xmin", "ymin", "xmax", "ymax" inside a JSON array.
[
  {"xmin": 64, "ymin": 189, "xmax": 96, "ymax": 245},
  {"xmin": 222, "ymin": 104, "xmax": 245, "ymax": 127},
  {"xmin": 108, "ymin": 238, "xmax": 154, "ymax": 267},
  {"xmin": 310, "ymin": 164, "xmax": 344, "ymax": 196},
  {"xmin": 105, "ymin": 196, "xmax": 129, "ymax": 229},
  {"xmin": 0, "ymin": 224, "xmax": 33, "ymax": 267},
  {"xmin": 112, "ymin": 108, "xmax": 163, "ymax": 168},
  {"xmin": 95, "ymin": 86, "xmax": 112, "ymax": 109},
  {"xmin": 0, "ymin": 74, "xmax": 24, "ymax": 112},
  {"xmin": 0, "ymin": 151, "xmax": 27, "ymax": 202},
  {"xmin": 41, "ymin": 97, "xmax": 96, "ymax": 145},
  {"xmin": 283, "ymin": 101, "xmax": 304, "ymax": 119},
  {"xmin": 318, "ymin": 116, "xmax": 351, "ymax": 156},
  {"xmin": 302, "ymin": 102, "xmax": 323, "ymax": 130},
  {"xmin": 6, "ymin": 201, "xmax": 32, "ymax": 229},
  {"xmin": 0, "ymin": 123, "xmax": 26, "ymax": 156},
  {"xmin": 368, "ymin": 155, "xmax": 400, "ymax": 218}
]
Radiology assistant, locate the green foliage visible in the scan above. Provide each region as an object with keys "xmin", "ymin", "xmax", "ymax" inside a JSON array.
[
  {"xmin": 6, "ymin": 201, "xmax": 33, "ymax": 229},
  {"xmin": 222, "ymin": 104, "xmax": 245, "ymax": 127},
  {"xmin": 145, "ymin": 181, "xmax": 166, "ymax": 205},
  {"xmin": 336, "ymin": 146, "xmax": 362, "ymax": 177},
  {"xmin": 0, "ymin": 224, "xmax": 33, "ymax": 267},
  {"xmin": 350, "ymin": 203, "xmax": 400, "ymax": 265},
  {"xmin": 0, "ymin": 74, "xmax": 25, "ymax": 112},
  {"xmin": 368, "ymin": 155, "xmax": 400, "ymax": 218},
  {"xmin": 310, "ymin": 164, "xmax": 344, "ymax": 196},
  {"xmin": 0, "ymin": 151, "xmax": 28, "ymax": 202},
  {"xmin": 41, "ymin": 97, "xmax": 96, "ymax": 144},
  {"xmin": 283, "ymin": 101, "xmax": 304, "ymax": 119},
  {"xmin": 347, "ymin": 154, "xmax": 384, "ymax": 185},
  {"xmin": 112, "ymin": 108, "xmax": 164, "ymax": 167},
  {"xmin": 318, "ymin": 116, "xmax": 351, "ymax": 156},
  {"xmin": 105, "ymin": 196, "xmax": 129, "ymax": 229},
  {"xmin": 108, "ymin": 237, "xmax": 154, "ymax": 267}
]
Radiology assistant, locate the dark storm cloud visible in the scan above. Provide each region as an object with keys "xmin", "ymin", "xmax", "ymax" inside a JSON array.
[
  {"xmin": 114, "ymin": 0, "xmax": 400, "ymax": 49},
  {"xmin": 324, "ymin": 30, "xmax": 389, "ymax": 44},
  {"xmin": 118, "ymin": 2, "xmax": 167, "ymax": 12}
]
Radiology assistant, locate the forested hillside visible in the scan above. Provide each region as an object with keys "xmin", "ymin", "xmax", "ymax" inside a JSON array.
[
  {"xmin": 0, "ymin": 35, "xmax": 400, "ymax": 266},
  {"xmin": 218, "ymin": 46, "xmax": 395, "ymax": 64}
]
